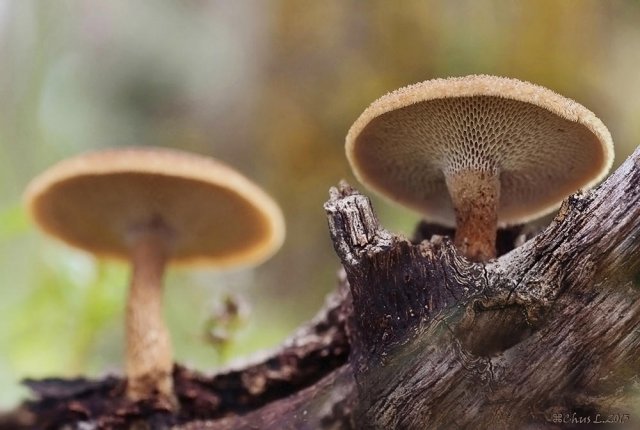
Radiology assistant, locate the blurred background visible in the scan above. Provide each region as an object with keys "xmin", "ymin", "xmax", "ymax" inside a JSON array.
[{"xmin": 0, "ymin": 0, "xmax": 639, "ymax": 409}]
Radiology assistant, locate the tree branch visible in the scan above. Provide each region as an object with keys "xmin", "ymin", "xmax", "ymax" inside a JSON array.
[
  {"xmin": 1, "ymin": 285, "xmax": 351, "ymax": 429},
  {"xmin": 3, "ymin": 147, "xmax": 638, "ymax": 429},
  {"xmin": 323, "ymin": 146, "xmax": 640, "ymax": 429}
]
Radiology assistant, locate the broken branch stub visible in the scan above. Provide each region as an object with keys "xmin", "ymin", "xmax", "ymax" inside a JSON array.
[{"xmin": 324, "ymin": 183, "xmax": 485, "ymax": 367}]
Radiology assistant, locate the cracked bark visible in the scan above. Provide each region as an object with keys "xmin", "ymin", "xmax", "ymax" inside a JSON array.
[
  {"xmin": 2, "ymin": 146, "xmax": 639, "ymax": 429},
  {"xmin": 323, "ymin": 145, "xmax": 640, "ymax": 429}
]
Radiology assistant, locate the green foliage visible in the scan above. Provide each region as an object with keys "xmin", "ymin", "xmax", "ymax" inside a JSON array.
[
  {"xmin": 0, "ymin": 206, "xmax": 29, "ymax": 242},
  {"xmin": 1, "ymin": 251, "xmax": 125, "ymax": 403}
]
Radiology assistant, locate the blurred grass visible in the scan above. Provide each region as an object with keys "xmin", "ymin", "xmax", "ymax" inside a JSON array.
[
  {"xmin": 0, "ymin": 205, "xmax": 29, "ymax": 241},
  {"xmin": 0, "ymin": 0, "xmax": 639, "ymax": 410}
]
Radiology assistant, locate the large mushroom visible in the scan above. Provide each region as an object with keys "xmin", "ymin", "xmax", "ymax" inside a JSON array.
[
  {"xmin": 24, "ymin": 147, "xmax": 285, "ymax": 406},
  {"xmin": 346, "ymin": 75, "xmax": 614, "ymax": 261}
]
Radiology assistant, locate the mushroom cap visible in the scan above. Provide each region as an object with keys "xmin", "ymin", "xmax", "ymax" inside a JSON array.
[
  {"xmin": 25, "ymin": 147, "xmax": 285, "ymax": 267},
  {"xmin": 346, "ymin": 75, "xmax": 614, "ymax": 226}
]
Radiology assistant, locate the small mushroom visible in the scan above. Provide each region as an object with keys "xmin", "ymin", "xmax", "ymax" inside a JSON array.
[
  {"xmin": 24, "ymin": 147, "xmax": 285, "ymax": 406},
  {"xmin": 346, "ymin": 75, "xmax": 614, "ymax": 261}
]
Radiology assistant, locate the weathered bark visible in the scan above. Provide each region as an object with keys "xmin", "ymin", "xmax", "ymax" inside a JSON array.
[
  {"xmin": 323, "ymin": 145, "xmax": 640, "ymax": 429},
  {"xmin": 0, "ymin": 287, "xmax": 351, "ymax": 429},
  {"xmin": 2, "ymin": 146, "xmax": 639, "ymax": 429}
]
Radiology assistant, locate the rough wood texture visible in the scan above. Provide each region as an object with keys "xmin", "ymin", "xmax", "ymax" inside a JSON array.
[
  {"xmin": 323, "ymin": 145, "xmax": 640, "ymax": 429},
  {"xmin": 2, "ymin": 146, "xmax": 638, "ymax": 429},
  {"xmin": 0, "ymin": 286, "xmax": 351, "ymax": 429}
]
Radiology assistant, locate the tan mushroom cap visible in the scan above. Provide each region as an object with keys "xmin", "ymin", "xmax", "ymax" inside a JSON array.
[
  {"xmin": 25, "ymin": 147, "xmax": 285, "ymax": 267},
  {"xmin": 346, "ymin": 75, "xmax": 614, "ymax": 226}
]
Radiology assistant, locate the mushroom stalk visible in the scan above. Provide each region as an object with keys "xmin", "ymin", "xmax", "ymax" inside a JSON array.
[
  {"xmin": 445, "ymin": 169, "xmax": 500, "ymax": 262},
  {"xmin": 126, "ymin": 228, "xmax": 175, "ymax": 405}
]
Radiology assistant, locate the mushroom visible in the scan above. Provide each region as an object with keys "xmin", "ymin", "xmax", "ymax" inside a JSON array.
[
  {"xmin": 346, "ymin": 75, "xmax": 614, "ymax": 261},
  {"xmin": 24, "ymin": 147, "xmax": 285, "ymax": 406}
]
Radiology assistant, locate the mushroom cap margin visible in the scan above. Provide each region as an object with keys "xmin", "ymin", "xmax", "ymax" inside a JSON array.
[
  {"xmin": 25, "ymin": 147, "xmax": 286, "ymax": 268},
  {"xmin": 346, "ymin": 75, "xmax": 614, "ymax": 226}
]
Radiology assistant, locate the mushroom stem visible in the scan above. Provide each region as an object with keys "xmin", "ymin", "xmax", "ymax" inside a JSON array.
[
  {"xmin": 126, "ymin": 228, "xmax": 175, "ymax": 406},
  {"xmin": 445, "ymin": 169, "xmax": 500, "ymax": 262}
]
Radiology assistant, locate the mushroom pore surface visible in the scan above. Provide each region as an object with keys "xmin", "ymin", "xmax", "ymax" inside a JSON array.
[{"xmin": 349, "ymin": 95, "xmax": 610, "ymax": 227}]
